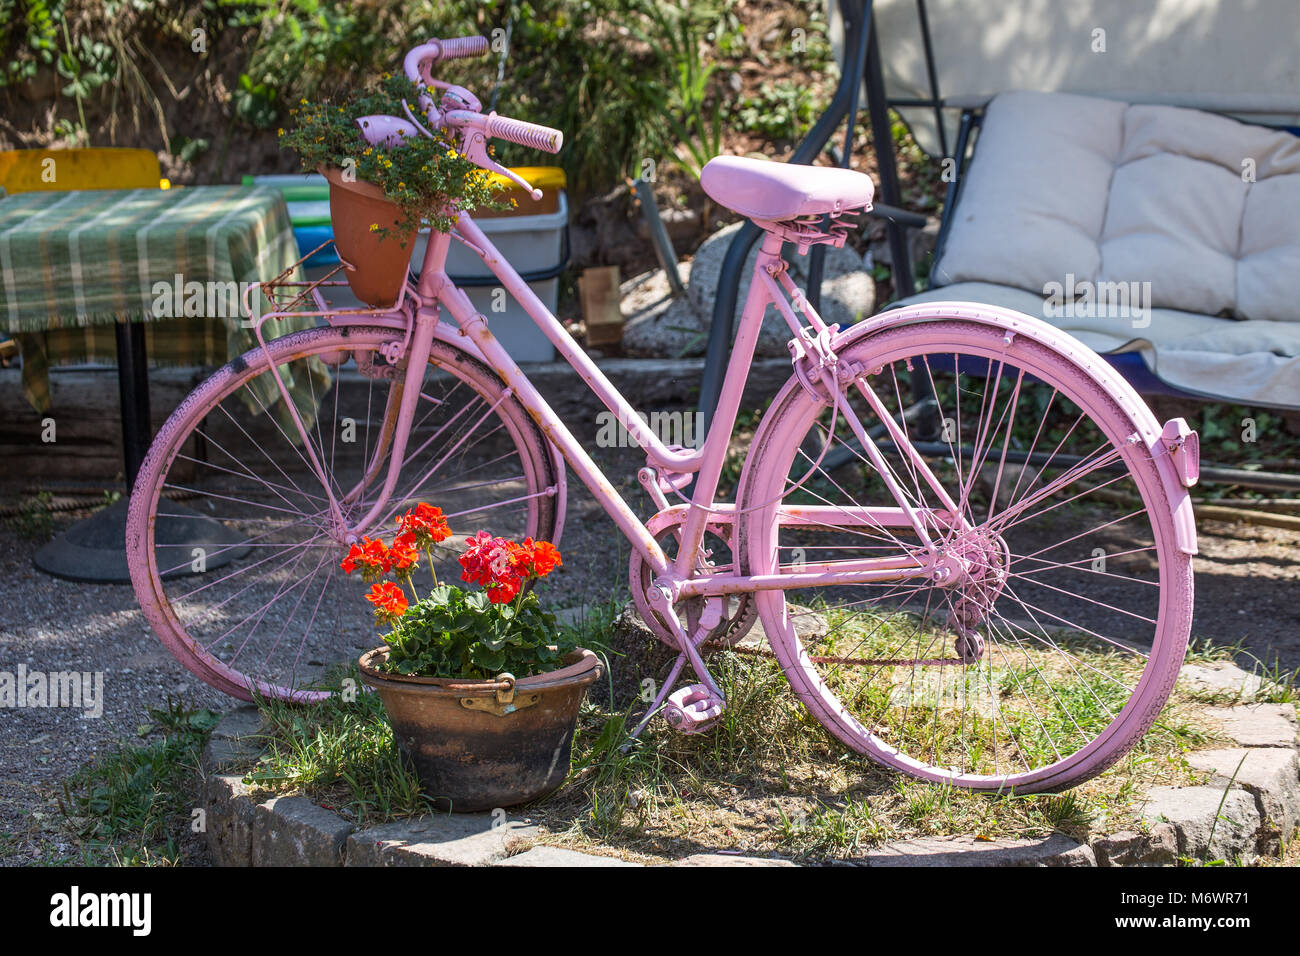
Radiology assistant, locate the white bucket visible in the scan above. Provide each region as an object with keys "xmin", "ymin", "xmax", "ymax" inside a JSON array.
[{"xmin": 410, "ymin": 192, "xmax": 568, "ymax": 362}]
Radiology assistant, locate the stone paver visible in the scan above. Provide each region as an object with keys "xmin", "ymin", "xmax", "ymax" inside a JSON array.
[
  {"xmin": 1141, "ymin": 786, "xmax": 1260, "ymax": 861},
  {"xmin": 1186, "ymin": 747, "xmax": 1300, "ymax": 854},
  {"xmin": 674, "ymin": 853, "xmax": 797, "ymax": 867},
  {"xmin": 251, "ymin": 796, "xmax": 354, "ymax": 867},
  {"xmin": 622, "ymin": 221, "xmax": 875, "ymax": 360},
  {"xmin": 345, "ymin": 813, "xmax": 537, "ymax": 867},
  {"xmin": 1090, "ymin": 825, "xmax": 1179, "ymax": 867},
  {"xmin": 500, "ymin": 846, "xmax": 641, "ymax": 867},
  {"xmin": 1179, "ymin": 662, "xmax": 1265, "ymax": 702},
  {"xmin": 209, "ymin": 705, "xmax": 261, "ymax": 741},
  {"xmin": 860, "ymin": 833, "xmax": 1095, "ymax": 867},
  {"xmin": 1215, "ymin": 703, "xmax": 1299, "ymax": 748},
  {"xmin": 203, "ymin": 773, "xmax": 259, "ymax": 867},
  {"xmin": 202, "ymin": 705, "xmax": 265, "ymax": 772}
]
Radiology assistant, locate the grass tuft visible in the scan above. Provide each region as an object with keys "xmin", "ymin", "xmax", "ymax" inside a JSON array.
[{"xmin": 58, "ymin": 697, "xmax": 219, "ymax": 865}]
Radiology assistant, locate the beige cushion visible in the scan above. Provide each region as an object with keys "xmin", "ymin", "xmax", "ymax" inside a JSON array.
[
  {"xmin": 893, "ymin": 282, "xmax": 1300, "ymax": 407},
  {"xmin": 935, "ymin": 91, "xmax": 1300, "ymax": 323}
]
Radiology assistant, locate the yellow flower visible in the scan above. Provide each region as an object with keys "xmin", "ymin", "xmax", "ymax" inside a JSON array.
[
  {"xmin": 277, "ymin": 128, "xmax": 285, "ymax": 136},
  {"xmin": 368, "ymin": 223, "xmax": 379, "ymax": 232}
]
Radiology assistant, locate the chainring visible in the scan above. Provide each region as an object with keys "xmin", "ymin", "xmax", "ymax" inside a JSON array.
[{"xmin": 629, "ymin": 521, "xmax": 757, "ymax": 649}]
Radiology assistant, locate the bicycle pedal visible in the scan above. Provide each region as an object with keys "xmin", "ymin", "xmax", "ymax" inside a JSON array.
[{"xmin": 662, "ymin": 684, "xmax": 725, "ymax": 734}]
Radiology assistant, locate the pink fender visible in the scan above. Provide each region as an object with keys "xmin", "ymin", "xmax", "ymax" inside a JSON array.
[{"xmin": 837, "ymin": 302, "xmax": 1198, "ymax": 555}]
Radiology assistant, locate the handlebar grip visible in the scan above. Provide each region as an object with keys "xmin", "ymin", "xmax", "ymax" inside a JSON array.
[
  {"xmin": 487, "ymin": 114, "xmax": 564, "ymax": 154},
  {"xmin": 404, "ymin": 36, "xmax": 489, "ymax": 86},
  {"xmin": 436, "ymin": 35, "xmax": 489, "ymax": 60}
]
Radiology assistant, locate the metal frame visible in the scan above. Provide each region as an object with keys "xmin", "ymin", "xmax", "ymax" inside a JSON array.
[{"xmin": 699, "ymin": 0, "xmax": 1300, "ymax": 492}]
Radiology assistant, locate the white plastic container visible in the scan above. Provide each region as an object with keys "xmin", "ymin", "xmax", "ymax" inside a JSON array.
[{"xmin": 410, "ymin": 192, "xmax": 568, "ymax": 362}]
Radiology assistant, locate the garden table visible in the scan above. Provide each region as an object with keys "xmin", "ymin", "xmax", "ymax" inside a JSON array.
[{"xmin": 0, "ymin": 184, "xmax": 322, "ymax": 581}]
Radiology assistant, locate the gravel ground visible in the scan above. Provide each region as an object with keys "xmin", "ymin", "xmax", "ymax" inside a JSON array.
[{"xmin": 1, "ymin": 451, "xmax": 1295, "ymax": 865}]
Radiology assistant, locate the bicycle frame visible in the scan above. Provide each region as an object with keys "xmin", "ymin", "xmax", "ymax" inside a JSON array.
[
  {"xmin": 248, "ymin": 205, "xmax": 973, "ymax": 625},
  {"xmin": 423, "ymin": 213, "xmax": 959, "ymax": 592}
]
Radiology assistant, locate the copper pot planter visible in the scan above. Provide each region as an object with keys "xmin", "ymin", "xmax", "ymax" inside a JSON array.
[
  {"xmin": 320, "ymin": 166, "xmax": 415, "ymax": 308},
  {"xmin": 358, "ymin": 646, "xmax": 602, "ymax": 812}
]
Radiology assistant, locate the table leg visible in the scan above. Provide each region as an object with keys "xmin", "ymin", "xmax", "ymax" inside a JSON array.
[
  {"xmin": 34, "ymin": 317, "xmax": 247, "ymax": 583},
  {"xmin": 113, "ymin": 316, "xmax": 152, "ymax": 490}
]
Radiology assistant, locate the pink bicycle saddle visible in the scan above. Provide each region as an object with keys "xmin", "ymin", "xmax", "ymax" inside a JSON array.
[{"xmin": 700, "ymin": 155, "xmax": 874, "ymax": 221}]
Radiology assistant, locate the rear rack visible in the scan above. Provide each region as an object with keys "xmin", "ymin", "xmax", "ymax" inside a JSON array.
[{"xmin": 241, "ymin": 239, "xmax": 422, "ymax": 323}]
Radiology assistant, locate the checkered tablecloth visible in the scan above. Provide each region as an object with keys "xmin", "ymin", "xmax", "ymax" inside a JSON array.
[{"xmin": 0, "ymin": 185, "xmax": 324, "ymax": 413}]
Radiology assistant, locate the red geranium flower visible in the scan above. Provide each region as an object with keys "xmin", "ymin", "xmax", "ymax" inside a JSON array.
[
  {"xmin": 341, "ymin": 536, "xmax": 391, "ymax": 578},
  {"xmin": 389, "ymin": 531, "xmax": 420, "ymax": 572},
  {"xmin": 507, "ymin": 537, "xmax": 561, "ymax": 579},
  {"xmin": 365, "ymin": 580, "xmax": 408, "ymax": 617},
  {"xmin": 459, "ymin": 531, "xmax": 525, "ymax": 600},
  {"xmin": 398, "ymin": 503, "xmax": 452, "ymax": 546},
  {"xmin": 486, "ymin": 574, "xmax": 521, "ymax": 604}
]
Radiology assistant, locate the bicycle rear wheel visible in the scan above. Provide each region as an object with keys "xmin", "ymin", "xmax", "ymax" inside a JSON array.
[
  {"xmin": 126, "ymin": 325, "xmax": 560, "ymax": 701},
  {"xmin": 736, "ymin": 317, "xmax": 1193, "ymax": 792}
]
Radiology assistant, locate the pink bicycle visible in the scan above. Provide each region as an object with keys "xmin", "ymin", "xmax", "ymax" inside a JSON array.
[{"xmin": 126, "ymin": 36, "xmax": 1199, "ymax": 793}]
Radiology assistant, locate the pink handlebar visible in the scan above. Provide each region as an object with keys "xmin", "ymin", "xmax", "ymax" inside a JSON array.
[
  {"xmin": 402, "ymin": 36, "xmax": 564, "ymax": 155},
  {"xmin": 443, "ymin": 110, "xmax": 564, "ymax": 155},
  {"xmin": 437, "ymin": 35, "xmax": 490, "ymax": 59},
  {"xmin": 485, "ymin": 114, "xmax": 564, "ymax": 154},
  {"xmin": 402, "ymin": 35, "xmax": 489, "ymax": 86}
]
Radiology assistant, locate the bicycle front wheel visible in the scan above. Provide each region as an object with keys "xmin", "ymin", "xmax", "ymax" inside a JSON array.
[
  {"xmin": 126, "ymin": 325, "xmax": 560, "ymax": 701},
  {"xmin": 736, "ymin": 317, "xmax": 1193, "ymax": 792}
]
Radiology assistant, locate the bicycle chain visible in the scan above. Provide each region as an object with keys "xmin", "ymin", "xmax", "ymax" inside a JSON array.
[{"xmin": 698, "ymin": 639, "xmax": 966, "ymax": 668}]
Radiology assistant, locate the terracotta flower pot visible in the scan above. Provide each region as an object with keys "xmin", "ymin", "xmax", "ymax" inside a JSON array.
[
  {"xmin": 320, "ymin": 165, "xmax": 415, "ymax": 308},
  {"xmin": 358, "ymin": 646, "xmax": 602, "ymax": 812}
]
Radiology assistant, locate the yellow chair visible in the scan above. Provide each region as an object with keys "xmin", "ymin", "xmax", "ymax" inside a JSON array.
[{"xmin": 0, "ymin": 147, "xmax": 165, "ymax": 194}]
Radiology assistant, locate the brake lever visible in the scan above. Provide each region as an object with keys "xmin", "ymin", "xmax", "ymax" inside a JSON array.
[
  {"xmin": 459, "ymin": 129, "xmax": 542, "ymax": 201},
  {"xmin": 400, "ymin": 87, "xmax": 544, "ymax": 202}
]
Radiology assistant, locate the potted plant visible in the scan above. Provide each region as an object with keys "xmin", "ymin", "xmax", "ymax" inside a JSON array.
[
  {"xmin": 279, "ymin": 75, "xmax": 503, "ymax": 308},
  {"xmin": 347, "ymin": 503, "xmax": 600, "ymax": 812}
]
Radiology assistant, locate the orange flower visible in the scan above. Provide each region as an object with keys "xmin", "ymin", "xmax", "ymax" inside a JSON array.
[
  {"xmin": 340, "ymin": 542, "xmax": 363, "ymax": 575},
  {"xmin": 531, "ymin": 540, "xmax": 562, "ymax": 578},
  {"xmin": 507, "ymin": 537, "xmax": 562, "ymax": 579},
  {"xmin": 398, "ymin": 503, "xmax": 452, "ymax": 545},
  {"xmin": 389, "ymin": 531, "xmax": 420, "ymax": 571},
  {"xmin": 366, "ymin": 581, "xmax": 408, "ymax": 617},
  {"xmin": 341, "ymin": 536, "xmax": 391, "ymax": 577}
]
